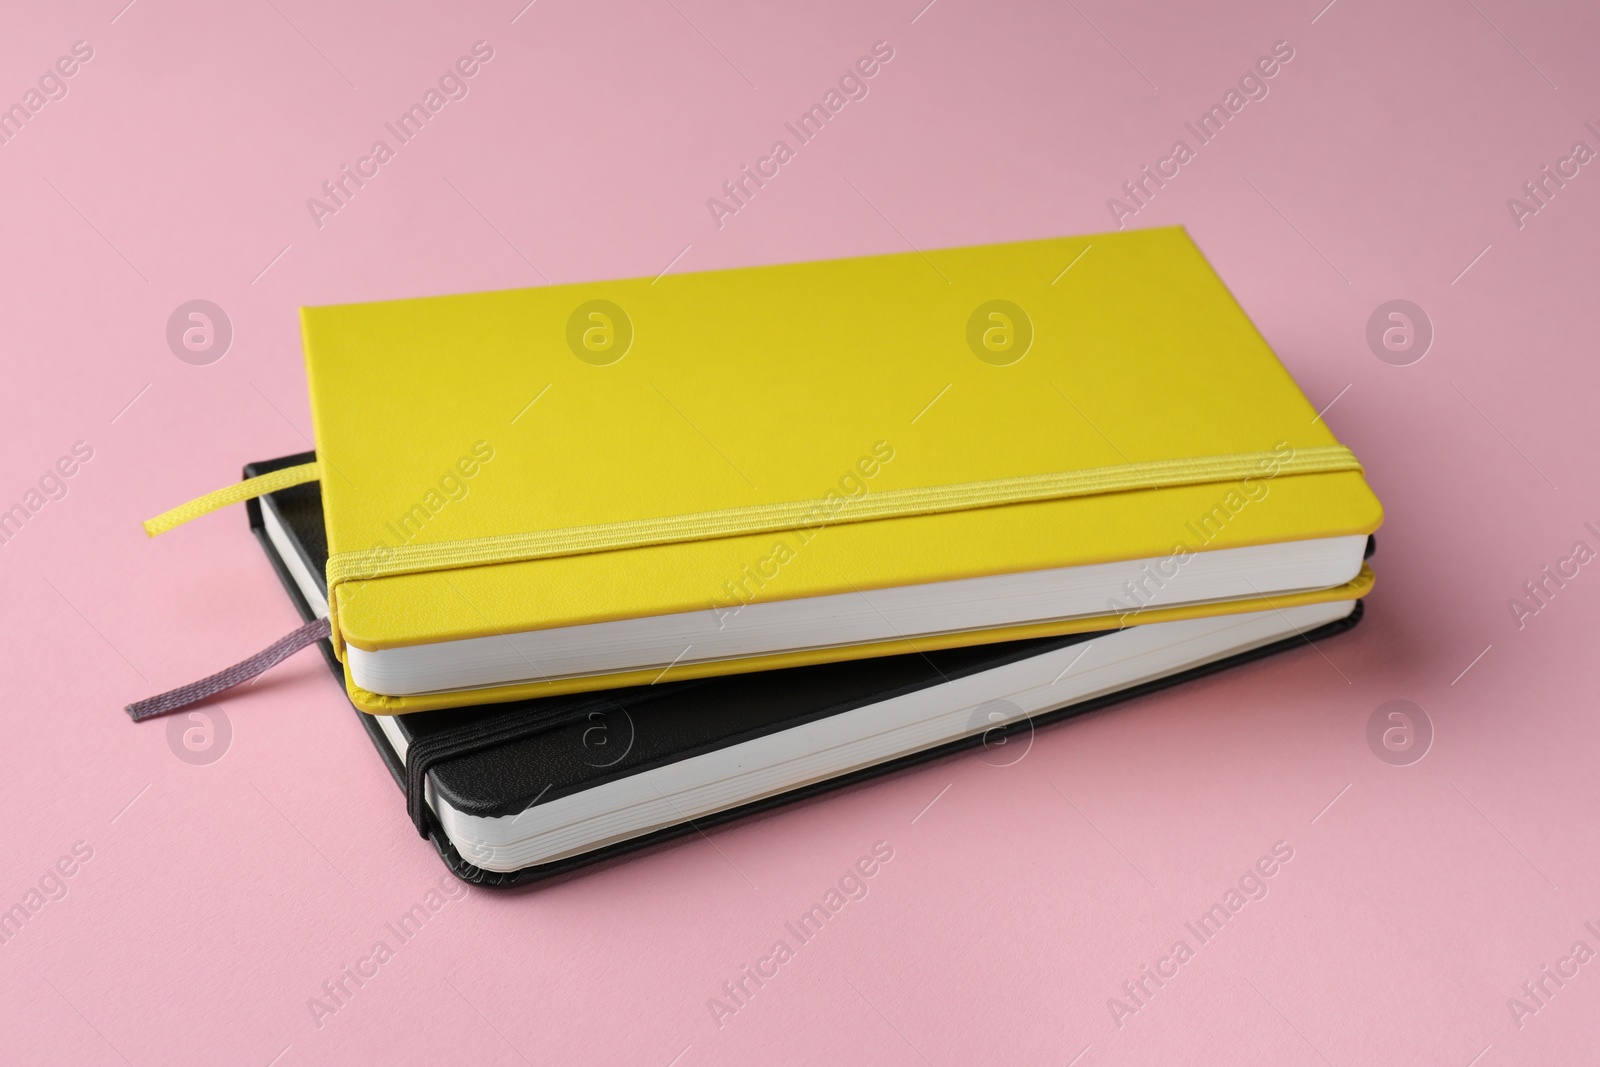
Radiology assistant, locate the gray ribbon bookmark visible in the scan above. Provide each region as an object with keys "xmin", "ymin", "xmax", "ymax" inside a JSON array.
[{"xmin": 125, "ymin": 617, "xmax": 332, "ymax": 723}]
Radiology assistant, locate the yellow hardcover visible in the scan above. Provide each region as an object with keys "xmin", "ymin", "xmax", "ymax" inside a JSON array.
[{"xmin": 299, "ymin": 226, "xmax": 1381, "ymax": 713}]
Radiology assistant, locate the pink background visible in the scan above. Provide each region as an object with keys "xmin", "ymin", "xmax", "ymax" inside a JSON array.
[{"xmin": 3, "ymin": 0, "xmax": 1598, "ymax": 1063}]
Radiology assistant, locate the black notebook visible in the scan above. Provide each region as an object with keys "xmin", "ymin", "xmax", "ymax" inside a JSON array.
[{"xmin": 246, "ymin": 453, "xmax": 1367, "ymax": 889}]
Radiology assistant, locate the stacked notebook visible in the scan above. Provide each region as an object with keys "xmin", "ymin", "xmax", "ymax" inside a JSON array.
[{"xmin": 135, "ymin": 226, "xmax": 1382, "ymax": 886}]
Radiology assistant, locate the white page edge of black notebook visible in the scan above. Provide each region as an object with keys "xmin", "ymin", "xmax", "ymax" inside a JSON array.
[{"xmin": 417, "ymin": 599, "xmax": 1354, "ymax": 870}]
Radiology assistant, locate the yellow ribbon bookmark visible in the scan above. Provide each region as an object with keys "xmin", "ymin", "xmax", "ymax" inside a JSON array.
[{"xmin": 142, "ymin": 461, "xmax": 321, "ymax": 537}]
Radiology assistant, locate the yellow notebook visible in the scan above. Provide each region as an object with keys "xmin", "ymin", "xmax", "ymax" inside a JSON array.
[{"xmin": 236, "ymin": 225, "xmax": 1378, "ymax": 713}]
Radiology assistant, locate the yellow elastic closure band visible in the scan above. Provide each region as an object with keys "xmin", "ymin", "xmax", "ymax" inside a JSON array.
[
  {"xmin": 142, "ymin": 461, "xmax": 322, "ymax": 537},
  {"xmin": 326, "ymin": 445, "xmax": 1361, "ymax": 587}
]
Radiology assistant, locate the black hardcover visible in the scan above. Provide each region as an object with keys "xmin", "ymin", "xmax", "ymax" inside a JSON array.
[{"xmin": 245, "ymin": 453, "xmax": 1367, "ymax": 890}]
